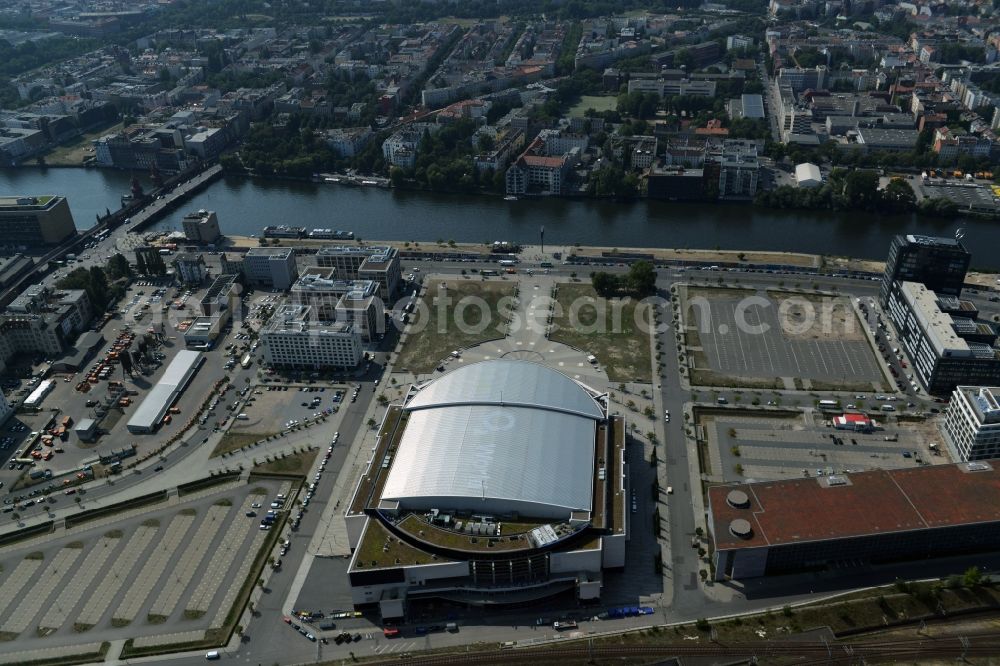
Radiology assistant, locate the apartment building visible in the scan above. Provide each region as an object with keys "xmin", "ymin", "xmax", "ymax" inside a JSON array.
[
  {"xmin": 505, "ymin": 153, "xmax": 570, "ymax": 195},
  {"xmin": 886, "ymin": 281, "xmax": 1000, "ymax": 395},
  {"xmin": 0, "ymin": 127, "xmax": 47, "ymax": 163},
  {"xmin": 473, "ymin": 129, "xmax": 525, "ymax": 173},
  {"xmin": 8, "ymin": 285, "xmax": 92, "ymax": 329},
  {"xmin": 173, "ymin": 253, "xmax": 207, "ymax": 284},
  {"xmin": 0, "ymin": 287, "xmax": 93, "ymax": 375},
  {"xmin": 326, "ymin": 127, "xmax": 373, "ymax": 158},
  {"xmin": 261, "ymin": 304, "xmax": 363, "ymax": 369},
  {"xmin": 610, "ymin": 135, "xmax": 657, "ymax": 170},
  {"xmin": 504, "ymin": 132, "xmax": 582, "ymax": 196},
  {"xmin": 933, "ymin": 127, "xmax": 993, "ymax": 162},
  {"xmin": 243, "ymin": 247, "xmax": 299, "ymax": 290},
  {"xmin": 727, "ymin": 34, "xmax": 755, "ymax": 50},
  {"xmin": 627, "ymin": 77, "xmax": 716, "ymax": 98},
  {"xmin": 776, "ymin": 66, "xmax": 828, "ymax": 92},
  {"xmin": 92, "ymin": 128, "xmax": 192, "ymax": 174},
  {"xmin": 313, "ymin": 246, "xmax": 400, "ymax": 300},
  {"xmin": 381, "ymin": 124, "xmax": 438, "ymax": 168},
  {"xmin": 943, "ymin": 386, "xmax": 1000, "ymax": 462},
  {"xmin": 289, "ymin": 269, "xmax": 385, "ymax": 341},
  {"xmin": 708, "ymin": 140, "xmax": 760, "ymax": 200},
  {"xmin": 335, "ymin": 285, "xmax": 384, "ymax": 343},
  {"xmin": 0, "ymin": 196, "xmax": 77, "ymax": 246}
]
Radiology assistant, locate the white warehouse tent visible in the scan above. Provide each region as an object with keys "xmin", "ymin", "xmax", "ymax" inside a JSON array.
[
  {"xmin": 795, "ymin": 162, "xmax": 823, "ymax": 188},
  {"xmin": 127, "ymin": 350, "xmax": 203, "ymax": 433}
]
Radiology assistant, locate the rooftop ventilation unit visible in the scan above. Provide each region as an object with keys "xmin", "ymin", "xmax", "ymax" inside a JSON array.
[
  {"xmin": 726, "ymin": 489, "xmax": 750, "ymax": 509},
  {"xmin": 729, "ymin": 518, "xmax": 753, "ymax": 539}
]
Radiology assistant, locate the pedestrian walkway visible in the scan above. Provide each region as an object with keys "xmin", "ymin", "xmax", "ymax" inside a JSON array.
[{"xmin": 310, "ymin": 387, "xmax": 388, "ymax": 558}]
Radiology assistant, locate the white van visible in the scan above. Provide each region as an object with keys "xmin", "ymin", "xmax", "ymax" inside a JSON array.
[
  {"xmin": 236, "ymin": 413, "xmax": 249, "ymax": 420},
  {"xmin": 205, "ymin": 651, "xmax": 220, "ymax": 660},
  {"xmin": 880, "ymin": 404, "xmax": 896, "ymax": 412}
]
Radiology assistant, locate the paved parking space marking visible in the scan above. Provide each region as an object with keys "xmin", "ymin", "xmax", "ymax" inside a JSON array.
[
  {"xmin": 113, "ymin": 513, "xmax": 194, "ymax": 623},
  {"xmin": 205, "ymin": 487, "xmax": 291, "ymax": 625},
  {"xmin": 77, "ymin": 525, "xmax": 158, "ymax": 627},
  {"xmin": 695, "ymin": 298, "xmax": 882, "ymax": 382},
  {"xmin": 0, "ymin": 558, "xmax": 44, "ymax": 620},
  {"xmin": 0, "ymin": 641, "xmax": 104, "ymax": 665},
  {"xmin": 132, "ymin": 629, "xmax": 205, "ymax": 649},
  {"xmin": 210, "ymin": 530, "xmax": 267, "ymax": 628},
  {"xmin": 186, "ymin": 504, "xmax": 255, "ymax": 613},
  {"xmin": 148, "ymin": 505, "xmax": 230, "ymax": 619},
  {"xmin": 39, "ymin": 536, "xmax": 121, "ymax": 631},
  {"xmin": 1, "ymin": 547, "xmax": 81, "ymax": 634},
  {"xmin": 179, "ymin": 481, "xmax": 243, "ymax": 505}
]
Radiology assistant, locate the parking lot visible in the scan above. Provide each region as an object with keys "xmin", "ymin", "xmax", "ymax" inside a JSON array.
[
  {"xmin": 0, "ymin": 278, "xmax": 268, "ymax": 495},
  {"xmin": 231, "ymin": 384, "xmax": 348, "ymax": 434},
  {"xmin": 0, "ymin": 479, "xmax": 290, "ymax": 650},
  {"xmin": 913, "ymin": 180, "xmax": 999, "ymax": 215},
  {"xmin": 698, "ymin": 409, "xmax": 947, "ymax": 484},
  {"xmin": 684, "ymin": 288, "xmax": 886, "ymax": 391}
]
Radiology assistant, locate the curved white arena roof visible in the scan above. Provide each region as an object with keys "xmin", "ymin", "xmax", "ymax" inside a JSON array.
[
  {"xmin": 380, "ymin": 360, "xmax": 606, "ymax": 519},
  {"xmin": 405, "ymin": 359, "xmax": 606, "ymax": 420}
]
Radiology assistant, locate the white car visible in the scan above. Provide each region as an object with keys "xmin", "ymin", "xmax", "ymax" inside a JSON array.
[{"xmin": 664, "ymin": 410, "xmax": 670, "ymax": 422}]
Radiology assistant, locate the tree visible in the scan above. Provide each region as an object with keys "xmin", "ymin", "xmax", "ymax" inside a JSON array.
[
  {"xmin": 591, "ymin": 271, "xmax": 619, "ymax": 296},
  {"xmin": 625, "ymin": 261, "xmax": 657, "ymax": 296},
  {"xmin": 106, "ymin": 253, "xmax": 132, "ymax": 280},
  {"xmin": 963, "ymin": 566, "xmax": 983, "ymax": 587},
  {"xmin": 477, "ymin": 134, "xmax": 495, "ymax": 153},
  {"xmin": 919, "ymin": 196, "xmax": 959, "ymax": 217},
  {"xmin": 89, "ymin": 265, "xmax": 108, "ymax": 297},
  {"xmin": 842, "ymin": 170, "xmax": 880, "ymax": 210},
  {"xmin": 389, "ymin": 167, "xmax": 405, "ymax": 188},
  {"xmin": 56, "ymin": 265, "xmax": 112, "ymax": 308},
  {"xmin": 880, "ymin": 178, "xmax": 917, "ymax": 213},
  {"xmin": 587, "ymin": 165, "xmax": 635, "ymax": 198},
  {"xmin": 492, "ymin": 169, "xmax": 506, "ymax": 193}
]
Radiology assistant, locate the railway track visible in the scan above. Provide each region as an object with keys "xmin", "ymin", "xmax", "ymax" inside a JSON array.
[{"xmin": 374, "ymin": 632, "xmax": 1000, "ymax": 665}]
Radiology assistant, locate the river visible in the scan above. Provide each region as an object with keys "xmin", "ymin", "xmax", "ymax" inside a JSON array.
[{"xmin": 0, "ymin": 167, "xmax": 994, "ymax": 266}]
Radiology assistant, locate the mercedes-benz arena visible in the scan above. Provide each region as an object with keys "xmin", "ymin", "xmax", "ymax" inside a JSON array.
[{"xmin": 345, "ymin": 359, "xmax": 628, "ymax": 619}]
